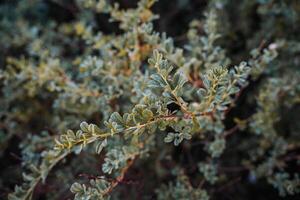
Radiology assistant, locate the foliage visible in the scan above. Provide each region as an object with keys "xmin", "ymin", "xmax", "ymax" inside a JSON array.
[{"xmin": 0, "ymin": 0, "xmax": 299, "ymax": 199}]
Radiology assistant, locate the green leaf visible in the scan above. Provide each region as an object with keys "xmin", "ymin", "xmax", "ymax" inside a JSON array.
[
  {"xmin": 181, "ymin": 132, "xmax": 192, "ymax": 140},
  {"xmin": 197, "ymin": 88, "xmax": 207, "ymax": 98},
  {"xmin": 70, "ymin": 182, "xmax": 83, "ymax": 193},
  {"xmin": 110, "ymin": 112, "xmax": 124, "ymax": 125},
  {"xmin": 148, "ymin": 80, "xmax": 162, "ymax": 88},
  {"xmin": 142, "ymin": 109, "xmax": 153, "ymax": 120},
  {"xmin": 95, "ymin": 139, "xmax": 107, "ymax": 154},
  {"xmin": 150, "ymin": 74, "xmax": 167, "ymax": 87},
  {"xmin": 164, "ymin": 132, "xmax": 175, "ymax": 143},
  {"xmin": 80, "ymin": 121, "xmax": 89, "ymax": 132}
]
